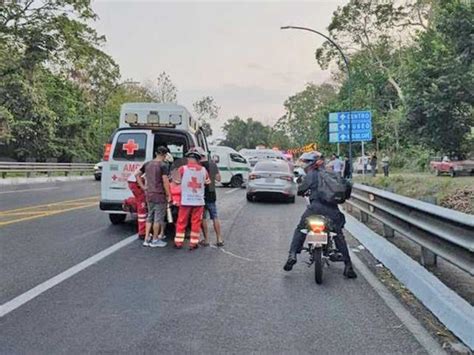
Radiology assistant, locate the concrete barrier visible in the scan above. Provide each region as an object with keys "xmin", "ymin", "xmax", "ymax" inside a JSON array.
[
  {"xmin": 0, "ymin": 175, "xmax": 94, "ymax": 186},
  {"xmin": 344, "ymin": 213, "xmax": 474, "ymax": 349}
]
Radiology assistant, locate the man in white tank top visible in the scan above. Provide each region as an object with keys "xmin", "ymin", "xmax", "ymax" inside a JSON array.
[{"xmin": 174, "ymin": 148, "xmax": 210, "ymax": 249}]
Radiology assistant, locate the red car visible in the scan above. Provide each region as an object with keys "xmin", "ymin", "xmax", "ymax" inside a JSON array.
[{"xmin": 430, "ymin": 157, "xmax": 474, "ymax": 177}]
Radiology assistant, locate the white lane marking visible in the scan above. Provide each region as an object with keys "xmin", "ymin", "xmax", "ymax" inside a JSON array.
[
  {"xmin": 350, "ymin": 252, "xmax": 445, "ymax": 355},
  {"xmin": 210, "ymin": 245, "xmax": 253, "ymax": 262},
  {"xmin": 225, "ymin": 188, "xmax": 240, "ymax": 195},
  {"xmin": 0, "ymin": 187, "xmax": 59, "ymax": 194},
  {"xmin": 0, "ymin": 234, "xmax": 138, "ymax": 318}
]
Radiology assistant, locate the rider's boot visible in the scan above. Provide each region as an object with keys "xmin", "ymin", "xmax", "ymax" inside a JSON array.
[
  {"xmin": 343, "ymin": 263, "xmax": 357, "ymax": 279},
  {"xmin": 283, "ymin": 252, "xmax": 297, "ymax": 271}
]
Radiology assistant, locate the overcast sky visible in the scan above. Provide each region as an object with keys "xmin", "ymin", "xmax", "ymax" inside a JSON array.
[{"xmin": 92, "ymin": 0, "xmax": 348, "ymax": 137}]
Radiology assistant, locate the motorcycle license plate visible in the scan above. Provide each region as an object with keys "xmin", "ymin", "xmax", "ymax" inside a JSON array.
[{"xmin": 306, "ymin": 232, "xmax": 328, "ymax": 245}]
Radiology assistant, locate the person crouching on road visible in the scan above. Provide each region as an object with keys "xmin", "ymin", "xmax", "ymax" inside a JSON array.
[
  {"xmin": 174, "ymin": 148, "xmax": 210, "ymax": 250},
  {"xmin": 200, "ymin": 154, "xmax": 224, "ymax": 247},
  {"xmin": 127, "ymin": 172, "xmax": 147, "ymax": 239},
  {"xmin": 135, "ymin": 146, "xmax": 172, "ymax": 248}
]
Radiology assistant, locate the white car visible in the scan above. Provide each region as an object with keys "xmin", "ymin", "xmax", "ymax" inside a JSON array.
[
  {"xmin": 94, "ymin": 162, "xmax": 103, "ymax": 181},
  {"xmin": 246, "ymin": 159, "xmax": 297, "ymax": 203}
]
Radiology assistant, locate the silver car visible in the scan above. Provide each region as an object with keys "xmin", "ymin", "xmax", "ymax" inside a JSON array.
[{"xmin": 246, "ymin": 159, "xmax": 297, "ymax": 203}]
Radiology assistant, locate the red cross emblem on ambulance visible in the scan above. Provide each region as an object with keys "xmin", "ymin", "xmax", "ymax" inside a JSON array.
[
  {"xmin": 187, "ymin": 176, "xmax": 202, "ymax": 193},
  {"xmin": 122, "ymin": 139, "xmax": 139, "ymax": 155}
]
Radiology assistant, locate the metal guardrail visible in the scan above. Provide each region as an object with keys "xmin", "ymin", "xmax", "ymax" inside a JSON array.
[
  {"xmin": 0, "ymin": 162, "xmax": 95, "ymax": 178},
  {"xmin": 345, "ymin": 183, "xmax": 474, "ymax": 275}
]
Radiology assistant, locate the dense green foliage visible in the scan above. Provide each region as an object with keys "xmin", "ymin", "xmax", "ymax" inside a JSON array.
[
  {"xmin": 1, "ymin": 1, "xmax": 472, "ymax": 165},
  {"xmin": 0, "ymin": 1, "xmax": 119, "ymax": 161},
  {"xmin": 220, "ymin": 0, "xmax": 473, "ymax": 166},
  {"xmin": 221, "ymin": 117, "xmax": 272, "ymax": 151},
  {"xmin": 0, "ymin": 2, "xmax": 218, "ymax": 162}
]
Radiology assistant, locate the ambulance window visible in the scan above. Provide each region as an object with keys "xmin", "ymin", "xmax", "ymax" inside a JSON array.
[
  {"xmin": 168, "ymin": 144, "xmax": 184, "ymax": 159},
  {"xmin": 196, "ymin": 130, "xmax": 207, "ymax": 151},
  {"xmin": 113, "ymin": 133, "xmax": 147, "ymax": 161},
  {"xmin": 230, "ymin": 153, "xmax": 246, "ymax": 164}
]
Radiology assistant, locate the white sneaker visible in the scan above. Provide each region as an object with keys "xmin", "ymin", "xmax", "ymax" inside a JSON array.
[
  {"xmin": 149, "ymin": 239, "xmax": 167, "ymax": 248},
  {"xmin": 142, "ymin": 239, "xmax": 151, "ymax": 247}
]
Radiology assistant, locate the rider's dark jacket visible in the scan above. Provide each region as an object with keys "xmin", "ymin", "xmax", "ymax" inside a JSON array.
[{"xmin": 297, "ymin": 167, "xmax": 346, "ymax": 231}]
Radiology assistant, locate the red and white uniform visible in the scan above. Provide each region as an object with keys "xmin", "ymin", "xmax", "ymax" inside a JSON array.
[
  {"xmin": 175, "ymin": 162, "xmax": 210, "ymax": 247},
  {"xmin": 127, "ymin": 171, "xmax": 147, "ymax": 238}
]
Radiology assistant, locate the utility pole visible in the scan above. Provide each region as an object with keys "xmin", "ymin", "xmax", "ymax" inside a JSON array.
[{"xmin": 281, "ymin": 26, "xmax": 353, "ymax": 177}]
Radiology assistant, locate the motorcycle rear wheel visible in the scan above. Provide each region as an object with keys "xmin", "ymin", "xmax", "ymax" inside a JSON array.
[{"xmin": 313, "ymin": 247, "xmax": 323, "ymax": 284}]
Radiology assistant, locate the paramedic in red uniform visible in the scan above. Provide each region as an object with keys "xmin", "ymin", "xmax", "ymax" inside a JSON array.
[
  {"xmin": 127, "ymin": 172, "xmax": 147, "ymax": 239},
  {"xmin": 174, "ymin": 148, "xmax": 210, "ymax": 250}
]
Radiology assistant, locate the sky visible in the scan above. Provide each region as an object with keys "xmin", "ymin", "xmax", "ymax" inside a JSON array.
[{"xmin": 92, "ymin": 0, "xmax": 348, "ymax": 138}]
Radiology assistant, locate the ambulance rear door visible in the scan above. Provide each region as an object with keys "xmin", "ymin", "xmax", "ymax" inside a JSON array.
[{"xmin": 100, "ymin": 129, "xmax": 154, "ymax": 211}]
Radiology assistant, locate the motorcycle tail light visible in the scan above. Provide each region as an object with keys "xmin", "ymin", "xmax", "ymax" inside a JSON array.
[
  {"xmin": 308, "ymin": 220, "xmax": 326, "ymax": 233},
  {"xmin": 103, "ymin": 143, "xmax": 112, "ymax": 161}
]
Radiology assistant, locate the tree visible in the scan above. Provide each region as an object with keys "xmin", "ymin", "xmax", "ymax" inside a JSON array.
[
  {"xmin": 282, "ymin": 83, "xmax": 337, "ymax": 147},
  {"xmin": 0, "ymin": 0, "xmax": 119, "ymax": 160},
  {"xmin": 193, "ymin": 96, "xmax": 220, "ymax": 137},
  {"xmin": 221, "ymin": 117, "xmax": 271, "ymax": 150},
  {"xmin": 153, "ymin": 72, "xmax": 177, "ymax": 103},
  {"xmin": 315, "ymin": 0, "xmax": 431, "ymax": 104},
  {"xmin": 403, "ymin": 0, "xmax": 474, "ymax": 156}
]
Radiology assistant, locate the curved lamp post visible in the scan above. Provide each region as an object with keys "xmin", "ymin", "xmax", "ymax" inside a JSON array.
[{"xmin": 280, "ymin": 25, "xmax": 353, "ymax": 177}]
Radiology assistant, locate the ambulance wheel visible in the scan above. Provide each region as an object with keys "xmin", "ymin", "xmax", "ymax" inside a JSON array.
[
  {"xmin": 109, "ymin": 213, "xmax": 126, "ymax": 225},
  {"xmin": 230, "ymin": 175, "xmax": 243, "ymax": 188}
]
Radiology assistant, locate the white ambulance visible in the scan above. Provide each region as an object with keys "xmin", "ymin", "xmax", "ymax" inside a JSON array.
[
  {"xmin": 100, "ymin": 103, "xmax": 209, "ymax": 224},
  {"xmin": 209, "ymin": 146, "xmax": 250, "ymax": 187}
]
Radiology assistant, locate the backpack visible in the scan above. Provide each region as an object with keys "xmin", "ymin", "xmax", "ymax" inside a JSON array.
[{"xmin": 317, "ymin": 170, "xmax": 352, "ymax": 204}]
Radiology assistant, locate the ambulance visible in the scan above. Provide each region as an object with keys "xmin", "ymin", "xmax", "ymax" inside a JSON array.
[
  {"xmin": 100, "ymin": 103, "xmax": 209, "ymax": 224},
  {"xmin": 209, "ymin": 146, "xmax": 250, "ymax": 187}
]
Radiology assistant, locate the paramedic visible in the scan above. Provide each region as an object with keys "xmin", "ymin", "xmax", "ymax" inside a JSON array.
[{"xmin": 174, "ymin": 148, "xmax": 210, "ymax": 250}]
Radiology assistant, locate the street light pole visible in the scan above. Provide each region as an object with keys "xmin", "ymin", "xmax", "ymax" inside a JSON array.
[{"xmin": 280, "ymin": 25, "xmax": 353, "ymax": 177}]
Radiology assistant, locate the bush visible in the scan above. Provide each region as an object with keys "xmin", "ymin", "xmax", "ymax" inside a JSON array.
[{"xmin": 389, "ymin": 146, "xmax": 434, "ymax": 172}]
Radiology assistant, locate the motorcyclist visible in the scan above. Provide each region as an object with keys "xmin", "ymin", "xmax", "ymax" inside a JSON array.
[{"xmin": 283, "ymin": 151, "xmax": 357, "ymax": 279}]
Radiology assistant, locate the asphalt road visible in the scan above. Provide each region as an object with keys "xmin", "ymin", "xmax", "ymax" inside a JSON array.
[{"xmin": 0, "ymin": 180, "xmax": 430, "ymax": 354}]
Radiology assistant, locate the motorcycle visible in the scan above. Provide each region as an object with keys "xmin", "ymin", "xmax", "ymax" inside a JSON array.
[{"xmin": 301, "ymin": 215, "xmax": 345, "ymax": 284}]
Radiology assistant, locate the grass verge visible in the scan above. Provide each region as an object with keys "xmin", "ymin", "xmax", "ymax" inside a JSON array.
[{"xmin": 353, "ymin": 173, "xmax": 473, "ymax": 214}]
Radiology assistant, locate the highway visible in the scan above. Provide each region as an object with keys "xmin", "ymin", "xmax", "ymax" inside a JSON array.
[{"xmin": 0, "ymin": 179, "xmax": 439, "ymax": 354}]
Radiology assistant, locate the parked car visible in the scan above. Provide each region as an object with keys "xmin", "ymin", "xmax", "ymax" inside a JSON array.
[
  {"xmin": 430, "ymin": 156, "xmax": 474, "ymax": 177},
  {"xmin": 94, "ymin": 162, "xmax": 103, "ymax": 181},
  {"xmin": 246, "ymin": 159, "xmax": 297, "ymax": 203}
]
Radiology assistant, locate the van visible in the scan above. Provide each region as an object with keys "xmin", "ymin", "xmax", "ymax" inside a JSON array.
[
  {"xmin": 209, "ymin": 146, "xmax": 250, "ymax": 187},
  {"xmin": 100, "ymin": 103, "xmax": 209, "ymax": 224},
  {"xmin": 239, "ymin": 148, "xmax": 285, "ymax": 167}
]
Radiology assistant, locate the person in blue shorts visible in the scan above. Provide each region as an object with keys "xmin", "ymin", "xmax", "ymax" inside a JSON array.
[{"xmin": 200, "ymin": 154, "xmax": 224, "ymax": 247}]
